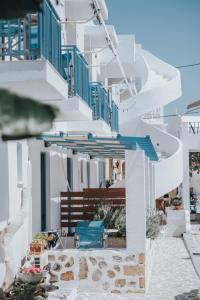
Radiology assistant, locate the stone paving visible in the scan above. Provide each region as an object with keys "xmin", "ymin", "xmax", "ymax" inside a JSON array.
[
  {"xmin": 48, "ymin": 236, "xmax": 200, "ymax": 300},
  {"xmin": 147, "ymin": 237, "xmax": 200, "ymax": 299}
]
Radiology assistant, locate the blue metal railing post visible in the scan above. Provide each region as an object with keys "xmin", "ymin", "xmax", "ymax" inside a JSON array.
[
  {"xmin": 0, "ymin": 0, "xmax": 61, "ymax": 71},
  {"xmin": 89, "ymin": 82, "xmax": 119, "ymax": 131},
  {"xmin": 61, "ymin": 45, "xmax": 90, "ymax": 104}
]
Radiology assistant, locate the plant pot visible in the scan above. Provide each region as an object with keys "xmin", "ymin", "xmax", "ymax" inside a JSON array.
[
  {"xmin": 17, "ymin": 271, "xmax": 47, "ymax": 283},
  {"xmin": 174, "ymin": 205, "xmax": 183, "ymax": 210},
  {"xmin": 29, "ymin": 243, "xmax": 44, "ymax": 255}
]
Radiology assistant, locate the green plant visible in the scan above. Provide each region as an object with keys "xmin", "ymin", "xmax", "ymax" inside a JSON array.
[
  {"xmin": 1, "ymin": 0, "xmax": 43, "ymax": 20},
  {"xmin": 171, "ymin": 197, "xmax": 182, "ymax": 207},
  {"xmin": 93, "ymin": 205, "xmax": 126, "ymax": 236},
  {"xmin": 114, "ymin": 207, "xmax": 126, "ymax": 237},
  {"xmin": 146, "ymin": 209, "xmax": 161, "ymax": 239},
  {"xmin": 7, "ymin": 280, "xmax": 46, "ymax": 300},
  {"xmin": 0, "ymin": 89, "xmax": 58, "ymax": 140}
]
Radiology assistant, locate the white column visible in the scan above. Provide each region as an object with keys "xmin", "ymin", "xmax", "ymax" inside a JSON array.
[
  {"xmin": 125, "ymin": 150, "xmax": 146, "ymax": 253},
  {"xmin": 149, "ymin": 162, "xmax": 156, "ymax": 209},
  {"xmin": 89, "ymin": 159, "xmax": 99, "ymax": 188},
  {"xmin": 181, "ymin": 122, "xmax": 190, "ymax": 211},
  {"xmin": 145, "ymin": 156, "xmax": 151, "ymax": 210}
]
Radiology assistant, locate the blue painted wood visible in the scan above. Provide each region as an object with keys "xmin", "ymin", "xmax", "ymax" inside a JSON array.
[
  {"xmin": 0, "ymin": 0, "xmax": 61, "ymax": 67},
  {"xmin": 75, "ymin": 221, "xmax": 104, "ymax": 249},
  {"xmin": 38, "ymin": 133, "xmax": 158, "ymax": 161},
  {"xmin": 62, "ymin": 45, "xmax": 90, "ymax": 104}
]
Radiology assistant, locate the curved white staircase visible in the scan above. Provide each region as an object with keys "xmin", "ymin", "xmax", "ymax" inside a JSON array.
[{"xmin": 119, "ymin": 45, "xmax": 183, "ymax": 199}]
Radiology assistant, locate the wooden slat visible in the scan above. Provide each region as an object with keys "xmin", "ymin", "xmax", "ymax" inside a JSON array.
[
  {"xmin": 84, "ymin": 189, "xmax": 125, "ymax": 197},
  {"xmin": 61, "ymin": 199, "xmax": 125, "ymax": 205},
  {"xmin": 61, "ymin": 214, "xmax": 94, "ymax": 220},
  {"xmin": 61, "ymin": 222, "xmax": 77, "ymax": 227},
  {"xmin": 60, "ymin": 188, "xmax": 126, "ymax": 230},
  {"xmin": 61, "ymin": 206, "xmax": 97, "ymax": 213},
  {"xmin": 60, "ymin": 192, "xmax": 84, "ymax": 197}
]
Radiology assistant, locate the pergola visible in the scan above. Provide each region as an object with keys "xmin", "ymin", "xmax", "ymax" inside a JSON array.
[
  {"xmin": 38, "ymin": 132, "xmax": 158, "ymax": 253},
  {"xmin": 38, "ymin": 133, "xmax": 158, "ymax": 161}
]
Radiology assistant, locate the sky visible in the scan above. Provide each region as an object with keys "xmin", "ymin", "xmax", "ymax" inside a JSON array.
[{"xmin": 106, "ymin": 0, "xmax": 200, "ymax": 115}]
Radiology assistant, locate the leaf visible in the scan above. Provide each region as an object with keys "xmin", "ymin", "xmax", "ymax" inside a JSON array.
[
  {"xmin": 0, "ymin": 89, "xmax": 58, "ymax": 140},
  {"xmin": 0, "ymin": 0, "xmax": 43, "ymax": 19}
]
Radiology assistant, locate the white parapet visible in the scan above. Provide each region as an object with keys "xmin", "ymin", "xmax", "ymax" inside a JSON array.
[
  {"xmin": 54, "ymin": 120, "xmax": 113, "ymax": 136},
  {"xmin": 65, "ymin": 0, "xmax": 108, "ymax": 22},
  {"xmin": 125, "ymin": 149, "xmax": 146, "ymax": 253},
  {"xmin": 0, "ymin": 60, "xmax": 68, "ymax": 102}
]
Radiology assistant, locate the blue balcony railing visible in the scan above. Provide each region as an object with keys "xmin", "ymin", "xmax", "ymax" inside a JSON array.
[
  {"xmin": 0, "ymin": 0, "xmax": 62, "ymax": 73},
  {"xmin": 39, "ymin": 0, "xmax": 62, "ymax": 73},
  {"xmin": 0, "ymin": 2, "xmax": 119, "ymax": 132},
  {"xmin": 111, "ymin": 101, "xmax": 119, "ymax": 132},
  {"xmin": 89, "ymin": 82, "xmax": 111, "ymax": 126},
  {"xmin": 61, "ymin": 45, "xmax": 90, "ymax": 105}
]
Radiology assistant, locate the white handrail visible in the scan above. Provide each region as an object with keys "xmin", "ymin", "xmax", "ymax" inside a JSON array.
[{"xmin": 91, "ymin": 0, "xmax": 136, "ymax": 97}]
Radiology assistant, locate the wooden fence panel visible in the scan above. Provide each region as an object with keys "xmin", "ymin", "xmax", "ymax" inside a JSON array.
[{"xmin": 60, "ymin": 188, "xmax": 125, "ymax": 230}]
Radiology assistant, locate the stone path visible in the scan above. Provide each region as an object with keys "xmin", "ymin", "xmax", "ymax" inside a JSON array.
[
  {"xmin": 48, "ymin": 237, "xmax": 200, "ymax": 300},
  {"xmin": 147, "ymin": 237, "xmax": 200, "ymax": 299}
]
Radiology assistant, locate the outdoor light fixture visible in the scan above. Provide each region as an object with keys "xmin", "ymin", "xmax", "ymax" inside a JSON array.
[{"xmin": 1, "ymin": 0, "xmax": 43, "ymax": 19}]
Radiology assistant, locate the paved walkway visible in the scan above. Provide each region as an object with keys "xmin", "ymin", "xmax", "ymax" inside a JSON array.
[
  {"xmin": 48, "ymin": 237, "xmax": 200, "ymax": 300},
  {"xmin": 148, "ymin": 237, "xmax": 200, "ymax": 299}
]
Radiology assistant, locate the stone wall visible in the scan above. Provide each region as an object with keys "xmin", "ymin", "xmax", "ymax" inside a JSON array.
[{"xmin": 47, "ymin": 249, "xmax": 145, "ymax": 294}]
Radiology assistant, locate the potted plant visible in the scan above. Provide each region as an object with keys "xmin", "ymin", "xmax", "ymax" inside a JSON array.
[
  {"xmin": 171, "ymin": 197, "xmax": 183, "ymax": 210},
  {"xmin": 18, "ymin": 265, "xmax": 47, "ymax": 283}
]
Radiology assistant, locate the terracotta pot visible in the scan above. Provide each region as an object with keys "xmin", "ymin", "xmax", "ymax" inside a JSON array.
[
  {"xmin": 29, "ymin": 243, "xmax": 44, "ymax": 255},
  {"xmin": 175, "ymin": 205, "xmax": 183, "ymax": 210}
]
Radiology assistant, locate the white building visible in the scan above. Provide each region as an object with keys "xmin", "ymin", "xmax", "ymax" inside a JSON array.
[{"xmin": 0, "ymin": 0, "xmax": 183, "ymax": 293}]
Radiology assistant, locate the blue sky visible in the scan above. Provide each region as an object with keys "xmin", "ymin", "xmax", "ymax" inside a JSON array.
[{"xmin": 106, "ymin": 0, "xmax": 200, "ymax": 115}]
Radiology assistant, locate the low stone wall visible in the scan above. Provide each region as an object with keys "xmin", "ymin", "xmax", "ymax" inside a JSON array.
[{"xmin": 47, "ymin": 249, "xmax": 145, "ymax": 294}]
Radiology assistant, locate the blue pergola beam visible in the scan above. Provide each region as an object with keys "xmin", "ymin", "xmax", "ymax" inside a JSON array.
[{"xmin": 37, "ymin": 133, "xmax": 158, "ymax": 161}]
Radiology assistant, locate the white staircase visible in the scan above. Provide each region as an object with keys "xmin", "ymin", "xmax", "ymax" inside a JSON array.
[{"xmin": 119, "ymin": 45, "xmax": 183, "ymax": 200}]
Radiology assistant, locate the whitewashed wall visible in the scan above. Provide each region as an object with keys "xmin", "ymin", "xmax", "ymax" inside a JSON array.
[
  {"xmin": 29, "ymin": 140, "xmax": 101, "ymax": 234},
  {"xmin": 0, "ymin": 140, "xmax": 30, "ymax": 286}
]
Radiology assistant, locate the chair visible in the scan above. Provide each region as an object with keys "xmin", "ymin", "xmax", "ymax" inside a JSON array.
[{"xmin": 75, "ymin": 221, "xmax": 107, "ymax": 249}]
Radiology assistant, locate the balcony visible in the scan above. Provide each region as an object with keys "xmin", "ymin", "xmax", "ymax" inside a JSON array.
[
  {"xmin": 0, "ymin": 0, "xmax": 119, "ymax": 126},
  {"xmin": 65, "ymin": 0, "xmax": 108, "ymax": 22},
  {"xmin": 84, "ymin": 25, "xmax": 119, "ymax": 51},
  {"xmin": 61, "ymin": 45, "xmax": 93, "ymax": 120},
  {"xmin": 55, "ymin": 82, "xmax": 119, "ymax": 135},
  {"xmin": 99, "ymin": 35, "xmax": 136, "ymax": 81},
  {"xmin": 111, "ymin": 100, "xmax": 119, "ymax": 132},
  {"xmin": 90, "ymin": 82, "xmax": 110, "ymax": 123},
  {"xmin": 0, "ymin": 1, "xmax": 68, "ymax": 105}
]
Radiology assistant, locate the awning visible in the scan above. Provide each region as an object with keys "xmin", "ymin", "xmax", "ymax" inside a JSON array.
[{"xmin": 37, "ymin": 133, "xmax": 158, "ymax": 161}]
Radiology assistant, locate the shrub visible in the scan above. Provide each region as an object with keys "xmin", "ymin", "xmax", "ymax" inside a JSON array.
[{"xmin": 146, "ymin": 209, "xmax": 162, "ymax": 239}]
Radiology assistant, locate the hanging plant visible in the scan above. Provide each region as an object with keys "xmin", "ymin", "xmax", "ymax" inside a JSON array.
[
  {"xmin": 0, "ymin": 0, "xmax": 43, "ymax": 19},
  {"xmin": 0, "ymin": 89, "xmax": 58, "ymax": 140}
]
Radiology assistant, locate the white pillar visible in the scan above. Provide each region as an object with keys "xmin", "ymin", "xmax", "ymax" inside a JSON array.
[
  {"xmin": 89, "ymin": 159, "xmax": 99, "ymax": 188},
  {"xmin": 145, "ymin": 157, "xmax": 151, "ymax": 210},
  {"xmin": 125, "ymin": 150, "xmax": 146, "ymax": 253},
  {"xmin": 181, "ymin": 122, "xmax": 190, "ymax": 211},
  {"xmin": 149, "ymin": 162, "xmax": 156, "ymax": 209}
]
